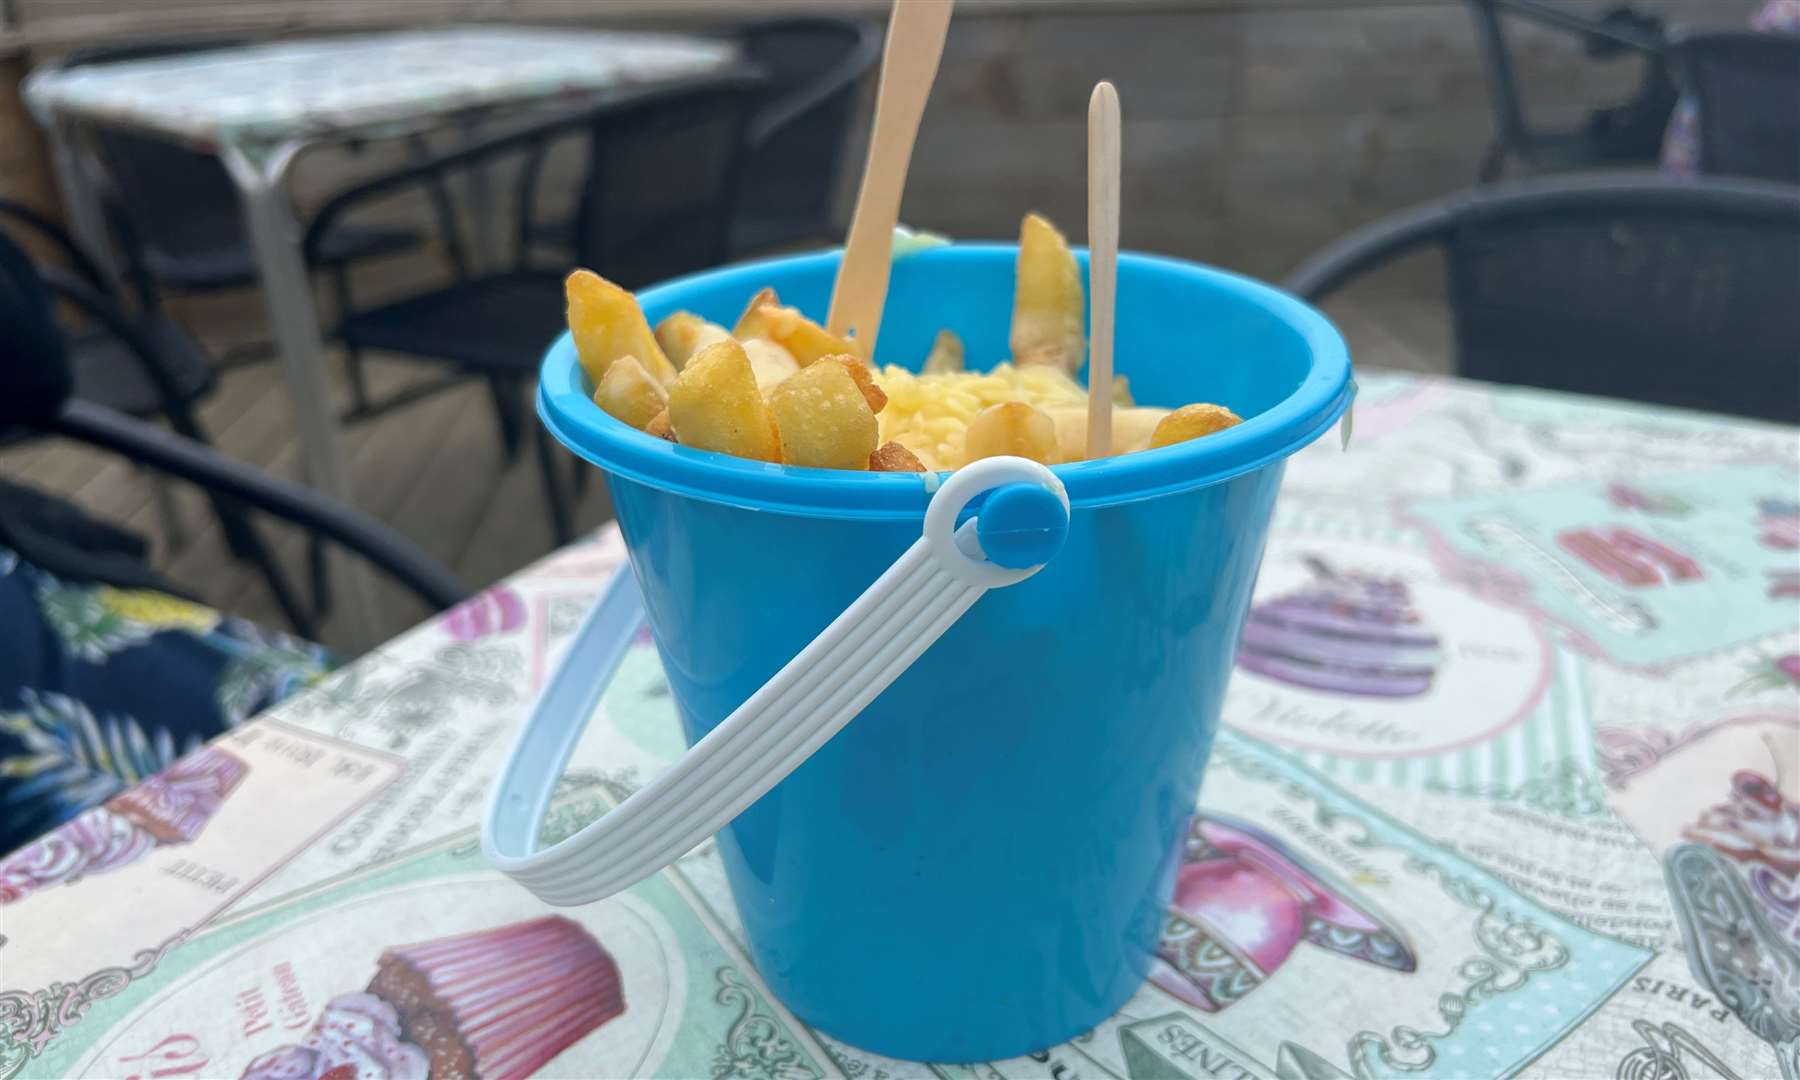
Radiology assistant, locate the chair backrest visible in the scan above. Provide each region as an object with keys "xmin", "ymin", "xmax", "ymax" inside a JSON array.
[
  {"xmin": 568, "ymin": 71, "xmax": 764, "ymax": 289},
  {"xmin": 0, "ymin": 196, "xmax": 115, "ymax": 297},
  {"xmin": 59, "ymin": 39, "xmax": 251, "ymax": 271},
  {"xmin": 0, "ymin": 230, "xmax": 74, "ymax": 430},
  {"xmin": 1463, "ymin": 1, "xmax": 1676, "ymax": 178},
  {"xmin": 730, "ymin": 17, "xmax": 881, "ymax": 249},
  {"xmin": 1674, "ymin": 31, "xmax": 1800, "ymax": 183},
  {"xmin": 1285, "ymin": 175, "xmax": 1800, "ymax": 424},
  {"xmin": 1464, "ymin": 0, "xmax": 1530, "ymax": 152}
]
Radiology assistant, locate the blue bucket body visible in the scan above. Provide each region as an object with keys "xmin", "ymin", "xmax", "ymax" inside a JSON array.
[{"xmin": 539, "ymin": 246, "xmax": 1351, "ymax": 1062}]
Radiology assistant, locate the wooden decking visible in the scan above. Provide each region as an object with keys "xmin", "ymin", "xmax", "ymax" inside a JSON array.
[{"xmin": 0, "ymin": 274, "xmax": 1447, "ymax": 655}]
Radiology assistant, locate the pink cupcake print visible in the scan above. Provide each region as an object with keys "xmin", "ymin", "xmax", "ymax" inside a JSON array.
[
  {"xmin": 241, "ymin": 916, "xmax": 625, "ymax": 1080},
  {"xmin": 443, "ymin": 586, "xmax": 527, "ymax": 643},
  {"xmin": 0, "ymin": 745, "xmax": 246, "ymax": 904},
  {"xmin": 1682, "ymin": 770, "xmax": 1800, "ymax": 947}
]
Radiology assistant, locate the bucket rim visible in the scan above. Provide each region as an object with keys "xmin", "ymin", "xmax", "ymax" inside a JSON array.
[{"xmin": 538, "ymin": 245, "xmax": 1352, "ymax": 517}]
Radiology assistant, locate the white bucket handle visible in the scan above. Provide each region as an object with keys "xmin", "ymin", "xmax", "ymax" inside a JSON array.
[{"xmin": 482, "ymin": 457, "xmax": 1069, "ymax": 905}]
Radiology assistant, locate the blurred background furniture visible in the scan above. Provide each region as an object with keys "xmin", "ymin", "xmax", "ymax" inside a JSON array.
[
  {"xmin": 44, "ymin": 401, "xmax": 468, "ymax": 615},
  {"xmin": 1286, "ymin": 173, "xmax": 1800, "ymax": 424},
  {"xmin": 0, "ymin": 198, "xmax": 324, "ymax": 634},
  {"xmin": 1464, "ymin": 0, "xmax": 1677, "ymax": 181},
  {"xmin": 61, "ymin": 42, "xmax": 458, "ymax": 420},
  {"xmin": 728, "ymin": 16, "xmax": 882, "ymax": 255},
  {"xmin": 315, "ymin": 69, "xmax": 762, "ymax": 545},
  {"xmin": 0, "ymin": 217, "xmax": 465, "ymax": 849},
  {"xmin": 1669, "ymin": 30, "xmax": 1800, "ymax": 182},
  {"xmin": 24, "ymin": 26, "xmax": 738, "ymax": 643},
  {"xmin": 0, "ymin": 220, "xmax": 466, "ymax": 618},
  {"xmin": 517, "ymin": 15, "xmax": 877, "ymax": 267},
  {"xmin": 49, "ymin": 37, "xmax": 433, "ymax": 405}
]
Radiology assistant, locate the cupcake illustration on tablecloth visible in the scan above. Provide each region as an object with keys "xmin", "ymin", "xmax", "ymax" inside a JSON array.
[
  {"xmin": 1150, "ymin": 815, "xmax": 1417, "ymax": 1012},
  {"xmin": 1236, "ymin": 556, "xmax": 1443, "ymax": 698},
  {"xmin": 108, "ymin": 743, "xmax": 249, "ymax": 842},
  {"xmin": 0, "ymin": 745, "xmax": 247, "ymax": 904},
  {"xmin": 1661, "ymin": 766, "xmax": 1800, "ymax": 1066},
  {"xmin": 443, "ymin": 585, "xmax": 527, "ymax": 642},
  {"xmin": 240, "ymin": 915, "xmax": 626, "ymax": 1080},
  {"xmin": 1682, "ymin": 769, "xmax": 1800, "ymax": 946}
]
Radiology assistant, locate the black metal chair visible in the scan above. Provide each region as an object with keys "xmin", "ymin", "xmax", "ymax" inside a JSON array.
[
  {"xmin": 1670, "ymin": 30, "xmax": 1800, "ymax": 184},
  {"xmin": 54, "ymin": 38, "xmax": 433, "ymax": 408},
  {"xmin": 0, "ymin": 225, "xmax": 467, "ymax": 628},
  {"xmin": 0, "ymin": 201, "xmax": 320, "ymax": 634},
  {"xmin": 1285, "ymin": 173, "xmax": 1800, "ymax": 424},
  {"xmin": 728, "ymin": 16, "xmax": 881, "ymax": 255},
  {"xmin": 311, "ymin": 69, "xmax": 763, "ymax": 544},
  {"xmin": 0, "ymin": 199, "xmax": 211, "ymax": 424},
  {"xmin": 46, "ymin": 402, "xmax": 467, "ymax": 617},
  {"xmin": 516, "ymin": 19, "xmax": 873, "ymax": 264},
  {"xmin": 1464, "ymin": 0, "xmax": 1677, "ymax": 182}
]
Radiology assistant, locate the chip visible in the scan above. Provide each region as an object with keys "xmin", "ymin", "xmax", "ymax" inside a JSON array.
[
  {"xmin": 592, "ymin": 354, "xmax": 669, "ymax": 430},
  {"xmin": 645, "ymin": 409, "xmax": 675, "ymax": 441},
  {"xmin": 732, "ymin": 287, "xmax": 780, "ymax": 338},
  {"xmin": 566, "ymin": 270, "xmax": 677, "ymax": 388},
  {"xmin": 766, "ymin": 358, "xmax": 879, "ymax": 470},
  {"xmin": 1148, "ymin": 403, "xmax": 1243, "ymax": 448},
  {"xmin": 747, "ymin": 304, "xmax": 867, "ymax": 366},
  {"xmin": 667, "ymin": 339, "xmax": 782, "ymax": 462},
  {"xmin": 922, "ymin": 329, "xmax": 965, "ymax": 374},
  {"xmin": 1010, "ymin": 213, "xmax": 1085, "ymax": 373},
  {"xmin": 1044, "ymin": 404, "xmax": 1170, "ymax": 461},
  {"xmin": 838, "ymin": 356, "xmax": 888, "ymax": 413},
  {"xmin": 869, "ymin": 441, "xmax": 927, "ymax": 472},
  {"xmin": 654, "ymin": 311, "xmax": 729, "ymax": 370},
  {"xmin": 963, "ymin": 401, "xmax": 1059, "ymax": 465},
  {"xmin": 743, "ymin": 338, "xmax": 801, "ymax": 391}
]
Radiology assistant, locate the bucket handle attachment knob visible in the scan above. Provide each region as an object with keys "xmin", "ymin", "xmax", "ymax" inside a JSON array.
[{"xmin": 482, "ymin": 456, "xmax": 1069, "ymax": 906}]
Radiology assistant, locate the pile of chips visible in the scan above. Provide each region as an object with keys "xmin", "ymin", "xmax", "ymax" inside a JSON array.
[{"xmin": 566, "ymin": 213, "xmax": 1241, "ymax": 473}]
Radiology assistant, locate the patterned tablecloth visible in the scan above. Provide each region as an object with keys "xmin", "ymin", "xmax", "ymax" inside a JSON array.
[
  {"xmin": 2, "ymin": 372, "xmax": 1797, "ymax": 1080},
  {"xmin": 23, "ymin": 27, "xmax": 739, "ymax": 155}
]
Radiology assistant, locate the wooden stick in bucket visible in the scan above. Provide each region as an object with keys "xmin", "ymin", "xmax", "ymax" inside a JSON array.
[
  {"xmin": 826, "ymin": 0, "xmax": 955, "ymax": 358},
  {"xmin": 1086, "ymin": 80, "xmax": 1121, "ymax": 459}
]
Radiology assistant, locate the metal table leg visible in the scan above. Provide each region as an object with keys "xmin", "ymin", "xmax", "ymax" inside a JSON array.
[
  {"xmin": 37, "ymin": 116, "xmax": 125, "ymax": 293},
  {"xmin": 41, "ymin": 110, "xmax": 190, "ymax": 550},
  {"xmin": 458, "ymin": 115, "xmax": 502, "ymax": 271},
  {"xmin": 221, "ymin": 141, "xmax": 382, "ymax": 648}
]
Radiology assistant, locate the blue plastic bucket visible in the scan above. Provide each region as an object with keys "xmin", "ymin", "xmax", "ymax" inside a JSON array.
[{"xmin": 537, "ymin": 245, "xmax": 1351, "ymax": 1062}]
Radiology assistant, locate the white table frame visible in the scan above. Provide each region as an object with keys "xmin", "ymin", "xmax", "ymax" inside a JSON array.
[
  {"xmin": 37, "ymin": 116, "xmax": 384, "ymax": 641},
  {"xmin": 27, "ymin": 29, "xmax": 740, "ymax": 645}
]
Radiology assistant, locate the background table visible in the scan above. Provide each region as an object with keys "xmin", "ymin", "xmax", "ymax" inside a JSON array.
[
  {"xmin": 2, "ymin": 372, "xmax": 1796, "ymax": 1079},
  {"xmin": 23, "ymin": 27, "xmax": 739, "ymax": 640}
]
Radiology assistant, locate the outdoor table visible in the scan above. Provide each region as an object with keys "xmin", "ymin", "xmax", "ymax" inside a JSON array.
[
  {"xmin": 23, "ymin": 26, "xmax": 740, "ymax": 640},
  {"xmin": 2, "ymin": 371, "xmax": 1795, "ymax": 1080}
]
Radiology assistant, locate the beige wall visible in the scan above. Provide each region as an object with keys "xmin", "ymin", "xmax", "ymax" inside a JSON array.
[
  {"xmin": 0, "ymin": 56, "xmax": 58, "ymax": 220},
  {"xmin": 903, "ymin": 0, "xmax": 1755, "ymax": 276},
  {"xmin": 2, "ymin": 0, "xmax": 1761, "ymax": 282}
]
